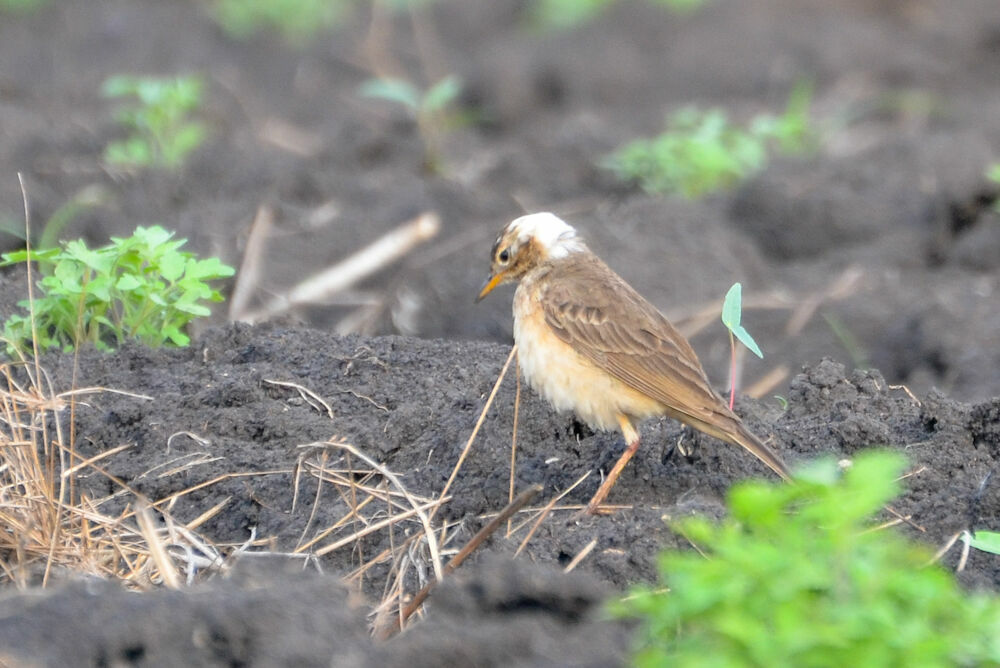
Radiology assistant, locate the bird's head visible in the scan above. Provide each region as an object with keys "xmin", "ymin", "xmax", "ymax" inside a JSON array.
[{"xmin": 476, "ymin": 212, "xmax": 585, "ymax": 301}]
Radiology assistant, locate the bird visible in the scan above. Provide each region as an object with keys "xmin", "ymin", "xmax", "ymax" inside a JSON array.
[{"xmin": 476, "ymin": 212, "xmax": 791, "ymax": 515}]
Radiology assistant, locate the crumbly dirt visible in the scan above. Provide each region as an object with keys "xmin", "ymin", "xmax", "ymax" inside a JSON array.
[{"xmin": 1, "ymin": 0, "xmax": 1000, "ymax": 665}]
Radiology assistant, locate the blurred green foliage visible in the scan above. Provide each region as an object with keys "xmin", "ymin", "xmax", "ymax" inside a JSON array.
[
  {"xmin": 212, "ymin": 0, "xmax": 438, "ymax": 43},
  {"xmin": 102, "ymin": 75, "xmax": 207, "ymax": 170},
  {"xmin": 531, "ymin": 0, "xmax": 707, "ymax": 31},
  {"xmin": 604, "ymin": 81, "xmax": 814, "ymax": 197},
  {"xmin": 213, "ymin": 0, "xmax": 351, "ymax": 42},
  {"xmin": 615, "ymin": 452, "xmax": 1000, "ymax": 667},
  {"xmin": 359, "ymin": 75, "xmax": 466, "ymax": 172}
]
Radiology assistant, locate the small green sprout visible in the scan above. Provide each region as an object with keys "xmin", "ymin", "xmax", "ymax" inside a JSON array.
[
  {"xmin": 615, "ymin": 452, "xmax": 1000, "ymax": 666},
  {"xmin": 721, "ymin": 282, "xmax": 763, "ymax": 358},
  {"xmin": 1, "ymin": 226, "xmax": 234, "ymax": 354},
  {"xmin": 359, "ymin": 75, "xmax": 464, "ymax": 172},
  {"xmin": 102, "ymin": 75, "xmax": 207, "ymax": 170},
  {"xmin": 721, "ymin": 282, "xmax": 761, "ymax": 410},
  {"xmin": 604, "ymin": 82, "xmax": 815, "ymax": 197}
]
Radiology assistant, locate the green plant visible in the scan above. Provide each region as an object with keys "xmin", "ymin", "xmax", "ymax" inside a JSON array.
[
  {"xmin": 1, "ymin": 226, "xmax": 234, "ymax": 353},
  {"xmin": 604, "ymin": 82, "xmax": 814, "ymax": 197},
  {"xmin": 616, "ymin": 452, "xmax": 1000, "ymax": 667},
  {"xmin": 102, "ymin": 75, "xmax": 207, "ymax": 170},
  {"xmin": 530, "ymin": 0, "xmax": 707, "ymax": 31},
  {"xmin": 359, "ymin": 75, "xmax": 464, "ymax": 172},
  {"xmin": 751, "ymin": 80, "xmax": 814, "ymax": 153},
  {"xmin": 964, "ymin": 530, "xmax": 1000, "ymax": 555},
  {"xmin": 720, "ymin": 282, "xmax": 762, "ymax": 410},
  {"xmin": 213, "ymin": 0, "xmax": 352, "ymax": 42}
]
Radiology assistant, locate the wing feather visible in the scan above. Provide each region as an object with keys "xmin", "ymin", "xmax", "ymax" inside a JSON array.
[{"xmin": 541, "ymin": 255, "xmax": 729, "ymax": 425}]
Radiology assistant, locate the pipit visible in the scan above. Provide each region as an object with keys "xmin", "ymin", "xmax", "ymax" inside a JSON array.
[{"xmin": 477, "ymin": 212, "xmax": 791, "ymax": 515}]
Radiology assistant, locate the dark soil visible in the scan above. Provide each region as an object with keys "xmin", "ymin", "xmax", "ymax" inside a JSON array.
[{"xmin": 1, "ymin": 0, "xmax": 1000, "ymax": 665}]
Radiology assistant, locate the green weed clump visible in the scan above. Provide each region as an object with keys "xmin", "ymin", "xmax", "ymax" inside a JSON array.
[
  {"xmin": 1, "ymin": 226, "xmax": 234, "ymax": 354},
  {"xmin": 605, "ymin": 82, "xmax": 814, "ymax": 197},
  {"xmin": 102, "ymin": 75, "xmax": 207, "ymax": 170},
  {"xmin": 616, "ymin": 452, "xmax": 1000, "ymax": 667}
]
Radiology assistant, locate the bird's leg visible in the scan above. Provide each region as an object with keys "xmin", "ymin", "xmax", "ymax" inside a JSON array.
[{"xmin": 584, "ymin": 416, "xmax": 640, "ymax": 515}]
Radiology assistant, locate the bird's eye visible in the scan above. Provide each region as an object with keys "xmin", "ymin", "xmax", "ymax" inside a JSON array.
[{"xmin": 498, "ymin": 248, "xmax": 510, "ymax": 264}]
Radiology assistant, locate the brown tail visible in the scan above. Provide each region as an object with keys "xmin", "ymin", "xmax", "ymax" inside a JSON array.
[
  {"xmin": 728, "ymin": 423, "xmax": 793, "ymax": 481},
  {"xmin": 697, "ymin": 416, "xmax": 792, "ymax": 481}
]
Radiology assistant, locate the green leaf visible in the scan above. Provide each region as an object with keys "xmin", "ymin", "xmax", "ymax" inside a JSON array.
[
  {"xmin": 185, "ymin": 256, "xmax": 235, "ymax": 281},
  {"xmin": 965, "ymin": 531, "xmax": 1000, "ymax": 555},
  {"xmin": 421, "ymin": 76, "xmax": 462, "ymax": 114},
  {"xmin": 115, "ymin": 274, "xmax": 142, "ymax": 291},
  {"xmin": 173, "ymin": 301, "xmax": 211, "ymax": 317},
  {"xmin": 163, "ymin": 326, "xmax": 189, "ymax": 347},
  {"xmin": 721, "ymin": 283, "xmax": 763, "ymax": 359},
  {"xmin": 159, "ymin": 251, "xmax": 187, "ymax": 283},
  {"xmin": 721, "ymin": 282, "xmax": 743, "ymax": 329},
  {"xmin": 358, "ymin": 78, "xmax": 421, "ymax": 112},
  {"xmin": 732, "ymin": 325, "xmax": 763, "ymax": 359}
]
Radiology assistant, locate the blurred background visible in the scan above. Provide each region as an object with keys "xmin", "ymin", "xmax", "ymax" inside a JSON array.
[{"xmin": 1, "ymin": 0, "xmax": 998, "ymax": 400}]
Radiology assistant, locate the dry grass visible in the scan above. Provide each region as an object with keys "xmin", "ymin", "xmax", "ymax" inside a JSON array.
[
  {"xmin": 0, "ymin": 309, "xmax": 583, "ymax": 639},
  {"xmin": 281, "ymin": 346, "xmax": 584, "ymax": 637},
  {"xmin": 0, "ymin": 356, "xmax": 242, "ymax": 589}
]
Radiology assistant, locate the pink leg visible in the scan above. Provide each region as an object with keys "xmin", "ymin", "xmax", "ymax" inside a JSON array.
[{"xmin": 583, "ymin": 416, "xmax": 640, "ymax": 515}]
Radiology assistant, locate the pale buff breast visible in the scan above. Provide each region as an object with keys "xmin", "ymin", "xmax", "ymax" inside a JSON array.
[{"xmin": 512, "ymin": 281, "xmax": 664, "ymax": 433}]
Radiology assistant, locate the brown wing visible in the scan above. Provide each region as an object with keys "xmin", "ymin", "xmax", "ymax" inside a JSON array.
[{"xmin": 540, "ymin": 254, "xmax": 731, "ymax": 426}]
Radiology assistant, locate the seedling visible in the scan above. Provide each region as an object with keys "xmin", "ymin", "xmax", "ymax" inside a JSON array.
[
  {"xmin": 359, "ymin": 75, "xmax": 463, "ymax": 172},
  {"xmin": 1, "ymin": 226, "xmax": 234, "ymax": 353},
  {"xmin": 615, "ymin": 452, "xmax": 1000, "ymax": 666},
  {"xmin": 604, "ymin": 82, "xmax": 814, "ymax": 197},
  {"xmin": 721, "ymin": 282, "xmax": 762, "ymax": 410},
  {"xmin": 102, "ymin": 75, "xmax": 207, "ymax": 170}
]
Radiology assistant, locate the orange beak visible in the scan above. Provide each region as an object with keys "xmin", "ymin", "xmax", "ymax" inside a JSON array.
[{"xmin": 476, "ymin": 272, "xmax": 505, "ymax": 302}]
